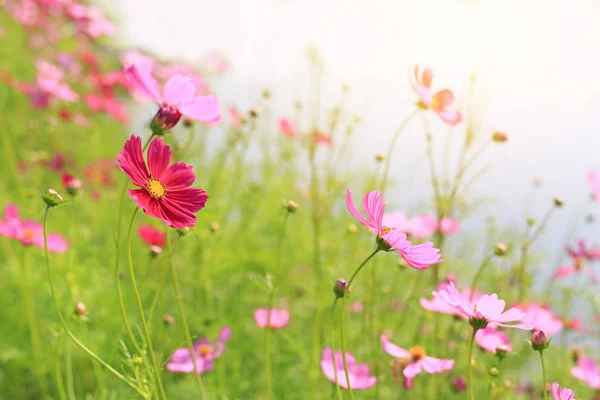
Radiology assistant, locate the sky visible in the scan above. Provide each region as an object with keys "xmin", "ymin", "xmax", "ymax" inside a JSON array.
[{"xmin": 102, "ymin": 0, "xmax": 600, "ymax": 262}]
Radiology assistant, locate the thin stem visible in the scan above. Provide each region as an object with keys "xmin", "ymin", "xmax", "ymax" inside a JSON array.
[
  {"xmin": 125, "ymin": 207, "xmax": 166, "ymax": 400},
  {"xmin": 329, "ymin": 299, "xmax": 343, "ymax": 400},
  {"xmin": 347, "ymin": 249, "xmax": 381, "ymax": 288},
  {"xmin": 470, "ymin": 255, "xmax": 493, "ymax": 302},
  {"xmin": 540, "ymin": 350, "xmax": 548, "ymax": 400},
  {"xmin": 54, "ymin": 335, "xmax": 67, "ymax": 400},
  {"xmin": 467, "ymin": 328, "xmax": 477, "ymax": 400},
  {"xmin": 380, "ymin": 108, "xmax": 419, "ymax": 196},
  {"xmin": 166, "ymin": 231, "xmax": 207, "ymax": 400},
  {"xmin": 66, "ymin": 341, "xmax": 76, "ymax": 400},
  {"xmin": 43, "ymin": 206, "xmax": 149, "ymax": 398}
]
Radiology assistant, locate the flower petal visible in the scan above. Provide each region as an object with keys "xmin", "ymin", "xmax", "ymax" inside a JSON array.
[
  {"xmin": 161, "ymin": 162, "xmax": 196, "ymax": 190},
  {"xmin": 124, "ymin": 61, "xmax": 162, "ymax": 103},
  {"xmin": 118, "ymin": 135, "xmax": 150, "ymax": 187},
  {"xmin": 178, "ymin": 95, "xmax": 221, "ymax": 123},
  {"xmin": 345, "ymin": 189, "xmax": 376, "ymax": 230},
  {"xmin": 380, "ymin": 335, "xmax": 409, "ymax": 358},
  {"xmin": 163, "ymin": 75, "xmax": 196, "ymax": 106},
  {"xmin": 147, "ymin": 137, "xmax": 171, "ymax": 178}
]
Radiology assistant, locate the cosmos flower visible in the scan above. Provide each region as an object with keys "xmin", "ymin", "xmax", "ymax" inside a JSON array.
[
  {"xmin": 420, "ymin": 282, "xmax": 481, "ymax": 318},
  {"xmin": 381, "ymin": 335, "xmax": 454, "ymax": 390},
  {"xmin": 409, "ymin": 65, "xmax": 462, "ymax": 126},
  {"xmin": 166, "ymin": 326, "xmax": 231, "ymax": 374},
  {"xmin": 552, "ymin": 382, "xmax": 575, "ymax": 400},
  {"xmin": 432, "ymin": 282, "xmax": 533, "ymax": 330},
  {"xmin": 0, "ymin": 204, "xmax": 67, "ymax": 253},
  {"xmin": 138, "ymin": 225, "xmax": 166, "ymax": 255},
  {"xmin": 346, "ymin": 190, "xmax": 442, "ymax": 269},
  {"xmin": 279, "ymin": 118, "xmax": 295, "ymax": 138},
  {"xmin": 253, "ymin": 308, "xmax": 290, "ymax": 329},
  {"xmin": 383, "ymin": 213, "xmax": 460, "ymax": 238},
  {"xmin": 61, "ymin": 173, "xmax": 82, "ymax": 196},
  {"xmin": 320, "ymin": 348, "xmax": 376, "ymax": 390},
  {"xmin": 124, "ymin": 61, "xmax": 220, "ymax": 132},
  {"xmin": 554, "ymin": 239, "xmax": 599, "ymax": 282},
  {"xmin": 117, "ymin": 135, "xmax": 209, "ymax": 229},
  {"xmin": 571, "ymin": 357, "xmax": 600, "ymax": 390},
  {"xmin": 474, "ymin": 326, "xmax": 512, "ymax": 353},
  {"xmin": 518, "ymin": 303, "xmax": 563, "ymax": 336}
]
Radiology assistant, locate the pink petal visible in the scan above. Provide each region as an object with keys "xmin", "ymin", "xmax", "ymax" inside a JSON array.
[
  {"xmin": 253, "ymin": 308, "xmax": 290, "ymax": 329},
  {"xmin": 138, "ymin": 225, "xmax": 165, "ymax": 247},
  {"xmin": 178, "ymin": 95, "xmax": 221, "ymax": 123},
  {"xmin": 399, "ymin": 241, "xmax": 442, "ymax": 270},
  {"xmin": 553, "ymin": 265, "xmax": 577, "ymax": 278},
  {"xmin": 4, "ymin": 204, "xmax": 19, "ymax": 223},
  {"xmin": 117, "ymin": 135, "xmax": 150, "ymax": 187},
  {"xmin": 362, "ymin": 191, "xmax": 385, "ymax": 231},
  {"xmin": 403, "ymin": 361, "xmax": 422, "ymax": 380},
  {"xmin": 147, "ymin": 137, "xmax": 171, "ymax": 179},
  {"xmin": 421, "ymin": 357, "xmax": 454, "ymax": 374},
  {"xmin": 124, "ymin": 61, "xmax": 162, "ymax": 103},
  {"xmin": 163, "ymin": 75, "xmax": 196, "ymax": 106},
  {"xmin": 345, "ymin": 189, "xmax": 376, "ymax": 230},
  {"xmin": 380, "ymin": 335, "xmax": 409, "ymax": 358},
  {"xmin": 165, "ymin": 188, "xmax": 209, "ymax": 214},
  {"xmin": 161, "ymin": 162, "xmax": 196, "ymax": 190}
]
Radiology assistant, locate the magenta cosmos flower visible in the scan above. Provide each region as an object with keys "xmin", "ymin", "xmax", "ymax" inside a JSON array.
[
  {"xmin": 118, "ymin": 135, "xmax": 208, "ymax": 229},
  {"xmin": 420, "ymin": 282, "xmax": 481, "ymax": 318},
  {"xmin": 554, "ymin": 239, "xmax": 600, "ymax": 281},
  {"xmin": 166, "ymin": 326, "xmax": 231, "ymax": 374},
  {"xmin": 552, "ymin": 382, "xmax": 575, "ymax": 400},
  {"xmin": 124, "ymin": 60, "xmax": 220, "ymax": 132},
  {"xmin": 571, "ymin": 357, "xmax": 600, "ymax": 389},
  {"xmin": 0, "ymin": 204, "xmax": 67, "ymax": 253},
  {"xmin": 518, "ymin": 303, "xmax": 563, "ymax": 336},
  {"xmin": 409, "ymin": 65, "xmax": 462, "ymax": 126},
  {"xmin": 138, "ymin": 225, "xmax": 165, "ymax": 255},
  {"xmin": 253, "ymin": 308, "xmax": 290, "ymax": 329},
  {"xmin": 475, "ymin": 326, "xmax": 512, "ymax": 353},
  {"xmin": 381, "ymin": 335, "xmax": 454, "ymax": 390},
  {"xmin": 432, "ymin": 282, "xmax": 533, "ymax": 330},
  {"xmin": 320, "ymin": 348, "xmax": 376, "ymax": 390},
  {"xmin": 346, "ymin": 190, "xmax": 442, "ymax": 269}
]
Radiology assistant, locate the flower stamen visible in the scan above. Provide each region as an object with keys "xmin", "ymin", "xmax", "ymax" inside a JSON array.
[{"xmin": 146, "ymin": 178, "xmax": 167, "ymax": 199}]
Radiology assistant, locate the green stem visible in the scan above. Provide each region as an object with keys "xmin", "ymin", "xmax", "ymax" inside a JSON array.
[
  {"xmin": 166, "ymin": 231, "xmax": 207, "ymax": 400},
  {"xmin": 125, "ymin": 207, "xmax": 166, "ymax": 400},
  {"xmin": 540, "ymin": 350, "xmax": 548, "ymax": 400},
  {"xmin": 470, "ymin": 255, "xmax": 493, "ymax": 302},
  {"xmin": 54, "ymin": 335, "xmax": 67, "ymax": 400},
  {"xmin": 467, "ymin": 328, "xmax": 477, "ymax": 400},
  {"xmin": 329, "ymin": 299, "xmax": 343, "ymax": 400},
  {"xmin": 66, "ymin": 340, "xmax": 76, "ymax": 400},
  {"xmin": 43, "ymin": 206, "xmax": 149, "ymax": 398}
]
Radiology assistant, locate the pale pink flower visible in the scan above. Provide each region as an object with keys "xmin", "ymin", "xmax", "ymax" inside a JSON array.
[
  {"xmin": 381, "ymin": 212, "xmax": 410, "ymax": 233},
  {"xmin": 65, "ymin": 4, "xmax": 116, "ymax": 38},
  {"xmin": 320, "ymin": 348, "xmax": 376, "ymax": 390},
  {"xmin": 279, "ymin": 118, "xmax": 295, "ymax": 138},
  {"xmin": 440, "ymin": 217, "xmax": 460, "ymax": 235},
  {"xmin": 381, "ymin": 335, "xmax": 454, "ymax": 390},
  {"xmin": 35, "ymin": 59, "xmax": 78, "ymax": 102},
  {"xmin": 383, "ymin": 213, "xmax": 460, "ymax": 238},
  {"xmin": 588, "ymin": 170, "xmax": 600, "ymax": 203},
  {"xmin": 154, "ymin": 63, "xmax": 209, "ymax": 96},
  {"xmin": 253, "ymin": 308, "xmax": 290, "ymax": 329},
  {"xmin": 432, "ymin": 282, "xmax": 533, "ymax": 330},
  {"xmin": 552, "ymin": 382, "xmax": 575, "ymax": 400},
  {"xmin": 420, "ymin": 282, "xmax": 481, "ymax": 318},
  {"xmin": 167, "ymin": 326, "xmax": 231, "ymax": 374},
  {"xmin": 350, "ymin": 301, "xmax": 364, "ymax": 313},
  {"xmin": 346, "ymin": 190, "xmax": 442, "ymax": 270},
  {"xmin": 571, "ymin": 357, "xmax": 600, "ymax": 389},
  {"xmin": 475, "ymin": 326, "xmax": 512, "ymax": 353},
  {"xmin": 0, "ymin": 204, "xmax": 67, "ymax": 252},
  {"xmin": 409, "ymin": 65, "xmax": 462, "ymax": 126},
  {"xmin": 518, "ymin": 303, "xmax": 563, "ymax": 336},
  {"xmin": 554, "ymin": 239, "xmax": 598, "ymax": 282},
  {"xmin": 408, "ymin": 215, "xmax": 437, "ymax": 238}
]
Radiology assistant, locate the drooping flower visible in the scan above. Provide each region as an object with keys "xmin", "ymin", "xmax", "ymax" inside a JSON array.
[
  {"xmin": 346, "ymin": 190, "xmax": 442, "ymax": 269},
  {"xmin": 554, "ymin": 239, "xmax": 599, "ymax": 282},
  {"xmin": 571, "ymin": 357, "xmax": 600, "ymax": 389},
  {"xmin": 138, "ymin": 225, "xmax": 166, "ymax": 255},
  {"xmin": 278, "ymin": 118, "xmax": 295, "ymax": 138},
  {"xmin": 475, "ymin": 326, "xmax": 512, "ymax": 353},
  {"xmin": 166, "ymin": 326, "xmax": 231, "ymax": 374},
  {"xmin": 253, "ymin": 308, "xmax": 290, "ymax": 329},
  {"xmin": 381, "ymin": 335, "xmax": 454, "ymax": 390},
  {"xmin": 124, "ymin": 60, "xmax": 220, "ymax": 133},
  {"xmin": 518, "ymin": 303, "xmax": 563, "ymax": 336},
  {"xmin": 552, "ymin": 382, "xmax": 575, "ymax": 400},
  {"xmin": 117, "ymin": 135, "xmax": 209, "ymax": 229},
  {"xmin": 420, "ymin": 282, "xmax": 481, "ymax": 318},
  {"xmin": 432, "ymin": 282, "xmax": 533, "ymax": 330},
  {"xmin": 409, "ymin": 65, "xmax": 462, "ymax": 126},
  {"xmin": 0, "ymin": 204, "xmax": 67, "ymax": 253},
  {"xmin": 320, "ymin": 348, "xmax": 377, "ymax": 390}
]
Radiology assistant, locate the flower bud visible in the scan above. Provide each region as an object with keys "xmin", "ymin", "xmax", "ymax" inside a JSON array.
[
  {"xmin": 333, "ymin": 279, "xmax": 350, "ymax": 298},
  {"xmin": 249, "ymin": 106, "xmax": 263, "ymax": 118},
  {"xmin": 75, "ymin": 302, "xmax": 87, "ymax": 317},
  {"xmin": 553, "ymin": 197, "xmax": 564, "ymax": 207},
  {"xmin": 61, "ymin": 173, "xmax": 82, "ymax": 196},
  {"xmin": 526, "ymin": 217, "xmax": 536, "ymax": 226},
  {"xmin": 375, "ymin": 153, "xmax": 385, "ymax": 162},
  {"xmin": 495, "ymin": 344, "xmax": 510, "ymax": 357},
  {"xmin": 283, "ymin": 200, "xmax": 298, "ymax": 213},
  {"xmin": 492, "ymin": 131, "xmax": 508, "ymax": 143},
  {"xmin": 163, "ymin": 315, "xmax": 175, "ymax": 325},
  {"xmin": 571, "ymin": 347, "xmax": 582, "ymax": 363},
  {"xmin": 151, "ymin": 104, "xmax": 182, "ymax": 135},
  {"xmin": 262, "ymin": 89, "xmax": 271, "ymax": 99},
  {"xmin": 533, "ymin": 176, "xmax": 544, "ymax": 187},
  {"xmin": 42, "ymin": 189, "xmax": 64, "ymax": 207},
  {"xmin": 452, "ymin": 377, "xmax": 467, "ymax": 392},
  {"xmin": 494, "ymin": 243, "xmax": 507, "ymax": 257},
  {"xmin": 150, "ymin": 245, "xmax": 162, "ymax": 257},
  {"xmin": 346, "ymin": 224, "xmax": 358, "ymax": 234},
  {"xmin": 177, "ymin": 227, "xmax": 192, "ymax": 237},
  {"xmin": 295, "ymin": 101, "xmax": 303, "ymax": 110},
  {"xmin": 209, "ymin": 222, "xmax": 220, "ymax": 233},
  {"xmin": 530, "ymin": 329, "xmax": 549, "ymax": 351},
  {"xmin": 489, "ymin": 367, "xmax": 499, "ymax": 376}
]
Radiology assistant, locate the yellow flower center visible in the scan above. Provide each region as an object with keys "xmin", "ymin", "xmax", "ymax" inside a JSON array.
[
  {"xmin": 146, "ymin": 178, "xmax": 167, "ymax": 199},
  {"xmin": 409, "ymin": 345, "xmax": 426, "ymax": 361},
  {"xmin": 382, "ymin": 226, "xmax": 392, "ymax": 235},
  {"xmin": 23, "ymin": 230, "xmax": 35, "ymax": 240},
  {"xmin": 574, "ymin": 257, "xmax": 584, "ymax": 270},
  {"xmin": 197, "ymin": 344, "xmax": 213, "ymax": 357}
]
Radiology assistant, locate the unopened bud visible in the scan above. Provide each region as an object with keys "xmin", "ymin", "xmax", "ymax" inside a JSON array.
[
  {"xmin": 177, "ymin": 227, "xmax": 192, "ymax": 237},
  {"xmin": 163, "ymin": 315, "xmax": 175, "ymax": 325},
  {"xmin": 295, "ymin": 101, "xmax": 303, "ymax": 110},
  {"xmin": 492, "ymin": 131, "xmax": 508, "ymax": 143},
  {"xmin": 262, "ymin": 89, "xmax": 271, "ymax": 99},
  {"xmin": 150, "ymin": 245, "xmax": 162, "ymax": 257},
  {"xmin": 42, "ymin": 189, "xmax": 64, "ymax": 207},
  {"xmin": 527, "ymin": 217, "xmax": 536, "ymax": 226},
  {"xmin": 494, "ymin": 243, "xmax": 507, "ymax": 257},
  {"xmin": 341, "ymin": 83, "xmax": 350, "ymax": 92},
  {"xmin": 572, "ymin": 347, "xmax": 582, "ymax": 363},
  {"xmin": 452, "ymin": 377, "xmax": 467, "ymax": 393},
  {"xmin": 284, "ymin": 200, "xmax": 298, "ymax": 213},
  {"xmin": 533, "ymin": 176, "xmax": 544, "ymax": 187},
  {"xmin": 495, "ymin": 344, "xmax": 510, "ymax": 358},
  {"xmin": 249, "ymin": 106, "xmax": 263, "ymax": 118},
  {"xmin": 209, "ymin": 222, "xmax": 220, "ymax": 233},
  {"xmin": 347, "ymin": 224, "xmax": 358, "ymax": 234},
  {"xmin": 375, "ymin": 153, "xmax": 385, "ymax": 162},
  {"xmin": 333, "ymin": 279, "xmax": 350, "ymax": 298},
  {"xmin": 151, "ymin": 104, "xmax": 182, "ymax": 135},
  {"xmin": 75, "ymin": 302, "xmax": 86, "ymax": 316},
  {"xmin": 553, "ymin": 197, "xmax": 564, "ymax": 207},
  {"xmin": 504, "ymin": 380, "xmax": 512, "ymax": 389},
  {"xmin": 489, "ymin": 367, "xmax": 499, "ymax": 376},
  {"xmin": 530, "ymin": 329, "xmax": 549, "ymax": 351}
]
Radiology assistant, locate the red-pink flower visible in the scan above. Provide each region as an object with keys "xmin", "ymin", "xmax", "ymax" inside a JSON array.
[
  {"xmin": 475, "ymin": 326, "xmax": 512, "ymax": 353},
  {"xmin": 117, "ymin": 135, "xmax": 209, "ymax": 229},
  {"xmin": 138, "ymin": 225, "xmax": 166, "ymax": 254},
  {"xmin": 346, "ymin": 190, "xmax": 442, "ymax": 270},
  {"xmin": 554, "ymin": 239, "xmax": 599, "ymax": 282},
  {"xmin": 552, "ymin": 382, "xmax": 575, "ymax": 400},
  {"xmin": 381, "ymin": 335, "xmax": 454, "ymax": 390},
  {"xmin": 432, "ymin": 282, "xmax": 533, "ymax": 330},
  {"xmin": 589, "ymin": 170, "xmax": 600, "ymax": 203},
  {"xmin": 253, "ymin": 308, "xmax": 290, "ymax": 329},
  {"xmin": 124, "ymin": 61, "xmax": 220, "ymax": 131},
  {"xmin": 0, "ymin": 204, "xmax": 67, "ymax": 253},
  {"xmin": 61, "ymin": 172, "xmax": 82, "ymax": 196},
  {"xmin": 409, "ymin": 65, "xmax": 462, "ymax": 126},
  {"xmin": 571, "ymin": 357, "xmax": 600, "ymax": 389},
  {"xmin": 518, "ymin": 303, "xmax": 563, "ymax": 336},
  {"xmin": 420, "ymin": 282, "xmax": 481, "ymax": 318},
  {"xmin": 278, "ymin": 118, "xmax": 295, "ymax": 138},
  {"xmin": 320, "ymin": 348, "xmax": 376, "ymax": 390}
]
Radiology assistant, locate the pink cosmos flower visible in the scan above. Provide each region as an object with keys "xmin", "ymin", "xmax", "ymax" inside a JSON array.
[
  {"xmin": 432, "ymin": 282, "xmax": 533, "ymax": 330},
  {"xmin": 554, "ymin": 239, "xmax": 598, "ymax": 282},
  {"xmin": 552, "ymin": 382, "xmax": 575, "ymax": 400},
  {"xmin": 588, "ymin": 170, "xmax": 600, "ymax": 203},
  {"xmin": 138, "ymin": 225, "xmax": 165, "ymax": 254},
  {"xmin": 346, "ymin": 190, "xmax": 442, "ymax": 269},
  {"xmin": 518, "ymin": 303, "xmax": 563, "ymax": 336},
  {"xmin": 440, "ymin": 217, "xmax": 460, "ymax": 235},
  {"xmin": 253, "ymin": 308, "xmax": 290, "ymax": 329},
  {"xmin": 571, "ymin": 357, "xmax": 600, "ymax": 389},
  {"xmin": 0, "ymin": 204, "xmax": 67, "ymax": 253},
  {"xmin": 407, "ymin": 215, "xmax": 438, "ymax": 238},
  {"xmin": 65, "ymin": 3, "xmax": 116, "ymax": 38},
  {"xmin": 381, "ymin": 335, "xmax": 454, "ymax": 390},
  {"xmin": 124, "ymin": 61, "xmax": 220, "ymax": 131},
  {"xmin": 383, "ymin": 213, "xmax": 460, "ymax": 238},
  {"xmin": 166, "ymin": 326, "xmax": 231, "ymax": 374},
  {"xmin": 421, "ymin": 282, "xmax": 481, "ymax": 318},
  {"xmin": 409, "ymin": 65, "xmax": 462, "ymax": 126},
  {"xmin": 84, "ymin": 94, "xmax": 129, "ymax": 124},
  {"xmin": 278, "ymin": 118, "xmax": 295, "ymax": 138},
  {"xmin": 475, "ymin": 326, "xmax": 512, "ymax": 353},
  {"xmin": 117, "ymin": 135, "xmax": 209, "ymax": 229},
  {"xmin": 34, "ymin": 59, "xmax": 78, "ymax": 103},
  {"xmin": 320, "ymin": 348, "xmax": 376, "ymax": 390}
]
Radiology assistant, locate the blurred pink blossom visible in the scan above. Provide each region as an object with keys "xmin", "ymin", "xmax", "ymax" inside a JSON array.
[
  {"xmin": 320, "ymin": 348, "xmax": 376, "ymax": 390},
  {"xmin": 409, "ymin": 65, "xmax": 462, "ymax": 126},
  {"xmin": 253, "ymin": 308, "xmax": 290, "ymax": 329},
  {"xmin": 475, "ymin": 326, "xmax": 512, "ymax": 353},
  {"xmin": 571, "ymin": 356, "xmax": 600, "ymax": 389}
]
